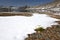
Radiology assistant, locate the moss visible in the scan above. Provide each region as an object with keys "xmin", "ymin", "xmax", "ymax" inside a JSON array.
[{"xmin": 35, "ymin": 27, "xmax": 45, "ymax": 32}]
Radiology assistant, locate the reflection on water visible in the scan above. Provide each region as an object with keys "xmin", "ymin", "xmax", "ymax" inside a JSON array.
[{"xmin": 0, "ymin": 13, "xmax": 58, "ymax": 40}]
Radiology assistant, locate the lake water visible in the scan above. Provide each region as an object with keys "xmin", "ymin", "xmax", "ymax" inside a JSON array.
[{"xmin": 0, "ymin": 13, "xmax": 58, "ymax": 40}]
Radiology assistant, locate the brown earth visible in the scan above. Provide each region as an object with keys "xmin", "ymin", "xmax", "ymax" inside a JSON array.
[{"xmin": 0, "ymin": 12, "xmax": 33, "ymax": 16}]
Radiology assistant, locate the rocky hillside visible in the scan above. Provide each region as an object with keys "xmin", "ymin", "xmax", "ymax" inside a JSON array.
[{"xmin": 25, "ymin": 21, "xmax": 60, "ymax": 40}]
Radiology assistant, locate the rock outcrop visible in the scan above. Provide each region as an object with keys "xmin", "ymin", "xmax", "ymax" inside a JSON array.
[{"xmin": 25, "ymin": 21, "xmax": 60, "ymax": 40}]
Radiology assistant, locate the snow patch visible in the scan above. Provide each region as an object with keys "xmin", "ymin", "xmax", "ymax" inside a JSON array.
[{"xmin": 0, "ymin": 13, "xmax": 58, "ymax": 40}]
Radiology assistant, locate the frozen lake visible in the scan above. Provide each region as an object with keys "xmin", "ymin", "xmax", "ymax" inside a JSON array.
[{"xmin": 0, "ymin": 13, "xmax": 58, "ymax": 40}]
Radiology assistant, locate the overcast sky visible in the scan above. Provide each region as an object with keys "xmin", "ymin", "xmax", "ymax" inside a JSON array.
[{"xmin": 0, "ymin": 0, "xmax": 54, "ymax": 6}]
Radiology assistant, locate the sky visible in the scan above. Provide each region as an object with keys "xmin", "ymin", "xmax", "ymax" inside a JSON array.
[{"xmin": 0, "ymin": 0, "xmax": 54, "ymax": 6}]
